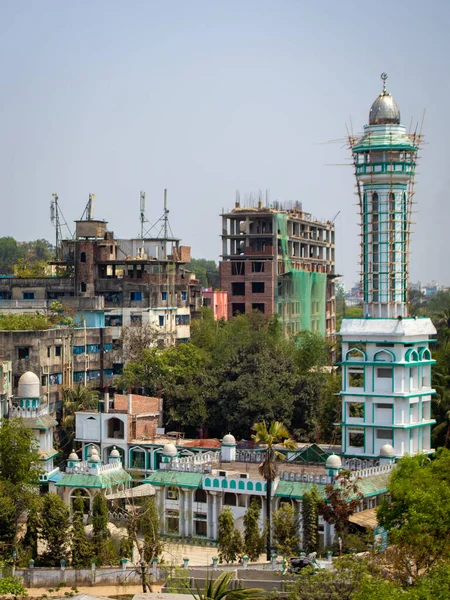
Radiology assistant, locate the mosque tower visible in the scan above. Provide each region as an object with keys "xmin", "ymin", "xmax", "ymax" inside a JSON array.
[{"xmin": 339, "ymin": 74, "xmax": 436, "ymax": 462}]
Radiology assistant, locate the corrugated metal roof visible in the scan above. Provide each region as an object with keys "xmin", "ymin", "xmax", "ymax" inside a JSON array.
[
  {"xmin": 144, "ymin": 471, "xmax": 203, "ymax": 488},
  {"xmin": 55, "ymin": 468, "xmax": 131, "ymax": 489}
]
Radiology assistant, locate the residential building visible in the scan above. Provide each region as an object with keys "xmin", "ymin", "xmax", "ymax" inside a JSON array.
[
  {"xmin": 0, "ymin": 360, "xmax": 13, "ymax": 419},
  {"xmin": 201, "ymin": 289, "xmax": 228, "ymax": 320},
  {"xmin": 220, "ymin": 201, "xmax": 336, "ymax": 337}
]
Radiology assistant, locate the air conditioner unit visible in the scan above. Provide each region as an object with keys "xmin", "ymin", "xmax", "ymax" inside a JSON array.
[
  {"xmin": 239, "ymin": 473, "xmax": 249, "ymax": 479},
  {"xmin": 167, "ymin": 490, "xmax": 177, "ymax": 500},
  {"xmin": 218, "ymin": 470, "xmax": 228, "ymax": 477}
]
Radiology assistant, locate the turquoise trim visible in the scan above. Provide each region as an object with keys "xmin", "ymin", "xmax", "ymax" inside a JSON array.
[
  {"xmin": 340, "ymin": 390, "xmax": 435, "ymax": 398},
  {"xmin": 338, "ymin": 360, "xmax": 435, "ymax": 368},
  {"xmin": 341, "ymin": 339, "xmax": 437, "ymax": 345},
  {"xmin": 338, "ymin": 421, "xmax": 435, "ymax": 429}
]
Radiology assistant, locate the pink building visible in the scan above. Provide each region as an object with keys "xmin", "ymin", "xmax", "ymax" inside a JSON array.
[{"xmin": 202, "ymin": 289, "xmax": 228, "ymax": 320}]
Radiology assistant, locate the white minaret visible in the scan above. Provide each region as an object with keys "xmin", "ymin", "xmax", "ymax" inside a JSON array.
[{"xmin": 340, "ymin": 75, "xmax": 436, "ymax": 461}]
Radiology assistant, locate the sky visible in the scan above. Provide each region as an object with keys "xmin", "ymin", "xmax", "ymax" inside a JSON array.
[{"xmin": 0, "ymin": 0, "xmax": 449, "ymax": 288}]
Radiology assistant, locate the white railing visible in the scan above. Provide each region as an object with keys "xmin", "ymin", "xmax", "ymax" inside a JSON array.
[
  {"xmin": 66, "ymin": 460, "xmax": 122, "ymax": 474},
  {"xmin": 350, "ymin": 463, "xmax": 394, "ymax": 479},
  {"xmin": 342, "ymin": 458, "xmax": 379, "ymax": 471},
  {"xmin": 279, "ymin": 471, "xmax": 333, "ymax": 485},
  {"xmin": 236, "ymin": 449, "xmax": 266, "ymax": 463},
  {"xmin": 10, "ymin": 405, "xmax": 49, "ymax": 419}
]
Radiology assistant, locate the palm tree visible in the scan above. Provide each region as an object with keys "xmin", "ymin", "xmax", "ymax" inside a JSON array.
[
  {"xmin": 60, "ymin": 385, "xmax": 99, "ymax": 456},
  {"xmin": 192, "ymin": 571, "xmax": 263, "ymax": 600},
  {"xmin": 252, "ymin": 421, "xmax": 296, "ymax": 560}
]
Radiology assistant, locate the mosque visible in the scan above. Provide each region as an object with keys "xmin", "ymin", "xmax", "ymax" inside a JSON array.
[{"xmin": 5, "ymin": 75, "xmax": 436, "ymax": 551}]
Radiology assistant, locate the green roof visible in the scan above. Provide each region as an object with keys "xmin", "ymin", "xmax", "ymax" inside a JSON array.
[
  {"xmin": 144, "ymin": 471, "xmax": 203, "ymax": 488},
  {"xmin": 22, "ymin": 414, "xmax": 57, "ymax": 430},
  {"xmin": 55, "ymin": 468, "xmax": 131, "ymax": 489},
  {"xmin": 275, "ymin": 472, "xmax": 391, "ymax": 500},
  {"xmin": 353, "ymin": 131, "xmax": 417, "ymax": 152}
]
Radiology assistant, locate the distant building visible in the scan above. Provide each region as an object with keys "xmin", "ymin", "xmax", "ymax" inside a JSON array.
[
  {"xmin": 201, "ymin": 288, "xmax": 228, "ymax": 320},
  {"xmin": 219, "ymin": 201, "xmax": 336, "ymax": 337}
]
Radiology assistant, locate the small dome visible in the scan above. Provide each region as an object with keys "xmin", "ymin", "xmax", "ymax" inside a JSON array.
[
  {"xmin": 163, "ymin": 443, "xmax": 178, "ymax": 457},
  {"xmin": 222, "ymin": 433, "xmax": 236, "ymax": 445},
  {"xmin": 109, "ymin": 446, "xmax": 120, "ymax": 458},
  {"xmin": 89, "ymin": 453, "xmax": 101, "ymax": 463},
  {"xmin": 17, "ymin": 371, "xmax": 40, "ymax": 398},
  {"xmin": 380, "ymin": 444, "xmax": 395, "ymax": 458},
  {"xmin": 326, "ymin": 454, "xmax": 342, "ymax": 469},
  {"xmin": 68, "ymin": 450, "xmax": 79, "ymax": 461},
  {"xmin": 90, "ymin": 447, "xmax": 99, "ymax": 457},
  {"xmin": 369, "ymin": 73, "xmax": 400, "ymax": 125}
]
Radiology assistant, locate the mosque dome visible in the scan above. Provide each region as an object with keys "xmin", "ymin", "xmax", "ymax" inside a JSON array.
[
  {"xmin": 68, "ymin": 450, "xmax": 79, "ymax": 461},
  {"xmin": 17, "ymin": 371, "xmax": 40, "ymax": 398},
  {"xmin": 89, "ymin": 453, "xmax": 101, "ymax": 463},
  {"xmin": 369, "ymin": 73, "xmax": 400, "ymax": 125},
  {"xmin": 380, "ymin": 444, "xmax": 396, "ymax": 458},
  {"xmin": 325, "ymin": 454, "xmax": 342, "ymax": 469},
  {"xmin": 222, "ymin": 433, "xmax": 236, "ymax": 446},
  {"xmin": 163, "ymin": 443, "xmax": 178, "ymax": 457},
  {"xmin": 88, "ymin": 446, "xmax": 98, "ymax": 456},
  {"xmin": 109, "ymin": 446, "xmax": 120, "ymax": 458}
]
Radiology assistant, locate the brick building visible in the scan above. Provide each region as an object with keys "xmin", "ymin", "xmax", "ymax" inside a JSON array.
[{"xmin": 220, "ymin": 200, "xmax": 336, "ymax": 337}]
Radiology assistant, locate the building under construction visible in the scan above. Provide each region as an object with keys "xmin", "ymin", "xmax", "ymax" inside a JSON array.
[{"xmin": 219, "ymin": 198, "xmax": 336, "ymax": 338}]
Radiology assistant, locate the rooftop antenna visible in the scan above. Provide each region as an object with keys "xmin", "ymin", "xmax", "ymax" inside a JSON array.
[
  {"xmin": 140, "ymin": 191, "xmax": 146, "ymax": 238},
  {"xmin": 50, "ymin": 193, "xmax": 73, "ymax": 260},
  {"xmin": 163, "ymin": 188, "xmax": 168, "ymax": 240},
  {"xmin": 79, "ymin": 193, "xmax": 96, "ymax": 221},
  {"xmin": 141, "ymin": 188, "xmax": 174, "ymax": 239}
]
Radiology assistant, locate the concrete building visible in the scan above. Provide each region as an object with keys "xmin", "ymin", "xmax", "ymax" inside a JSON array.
[
  {"xmin": 339, "ymin": 74, "xmax": 436, "ymax": 461},
  {"xmin": 220, "ymin": 201, "xmax": 336, "ymax": 337},
  {"xmin": 0, "ymin": 360, "xmax": 13, "ymax": 419},
  {"xmin": 201, "ymin": 289, "xmax": 228, "ymax": 320}
]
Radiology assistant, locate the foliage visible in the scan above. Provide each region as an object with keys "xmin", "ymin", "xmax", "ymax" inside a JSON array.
[
  {"xmin": 13, "ymin": 258, "xmax": 49, "ymax": 278},
  {"xmin": 60, "ymin": 386, "xmax": 99, "ymax": 457},
  {"xmin": 0, "ymin": 312, "xmax": 54, "ymax": 331},
  {"xmin": 377, "ymin": 449, "xmax": 450, "ymax": 582},
  {"xmin": 187, "ymin": 258, "xmax": 219, "ymax": 289},
  {"xmin": 39, "ymin": 493, "xmax": 71, "ymax": 565},
  {"xmin": 0, "ymin": 237, "xmax": 24, "ymax": 275},
  {"xmin": 22, "ymin": 495, "xmax": 42, "ymax": 560},
  {"xmin": 302, "ymin": 487, "xmax": 320, "ymax": 554},
  {"xmin": 192, "ymin": 570, "xmax": 263, "ymax": 600},
  {"xmin": 320, "ymin": 471, "xmax": 363, "ymax": 545},
  {"xmin": 217, "ymin": 507, "xmax": 242, "ymax": 564},
  {"xmin": 71, "ymin": 494, "xmax": 92, "ymax": 568},
  {"xmin": 0, "ymin": 576, "xmax": 28, "ymax": 598},
  {"xmin": 139, "ymin": 497, "xmax": 163, "ymax": 563},
  {"xmin": 121, "ymin": 322, "xmax": 159, "ymax": 363},
  {"xmin": 272, "ymin": 503, "xmax": 299, "ymax": 557},
  {"xmin": 0, "ymin": 483, "xmax": 17, "ymax": 557},
  {"xmin": 243, "ymin": 500, "xmax": 264, "ymax": 561},
  {"xmin": 252, "ymin": 421, "xmax": 296, "ymax": 559},
  {"xmin": 92, "ymin": 493, "xmax": 111, "ymax": 565}
]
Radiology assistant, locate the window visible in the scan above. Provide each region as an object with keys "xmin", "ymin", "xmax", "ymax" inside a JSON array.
[
  {"xmin": 224, "ymin": 493, "xmax": 237, "ymax": 506},
  {"xmin": 252, "ymin": 262, "xmax": 265, "ymax": 273},
  {"xmin": 194, "ymin": 512, "xmax": 207, "ymax": 536},
  {"xmin": 103, "ymin": 343, "xmax": 113, "ymax": 352},
  {"xmin": 80, "ymin": 282, "xmax": 87, "ymax": 293},
  {"xmin": 130, "ymin": 291, "xmax": 142, "ymax": 302},
  {"xmin": 73, "ymin": 345, "xmax": 85, "ymax": 355},
  {"xmin": 349, "ymin": 429, "xmax": 364, "ymax": 447},
  {"xmin": 18, "ymin": 347, "xmax": 30, "ymax": 359},
  {"xmin": 80, "ymin": 252, "xmax": 86, "ymax": 263},
  {"xmin": 252, "ymin": 282, "xmax": 265, "ymax": 293},
  {"xmin": 73, "ymin": 371, "xmax": 84, "ymax": 383},
  {"xmin": 113, "ymin": 363, "xmax": 123, "ymax": 375},
  {"xmin": 252, "ymin": 303, "xmax": 265, "ymax": 313},
  {"xmin": 232, "ymin": 303, "xmax": 245, "ymax": 315},
  {"xmin": 22, "ymin": 292, "xmax": 35, "ymax": 300},
  {"xmin": 55, "ymin": 346, "xmax": 62, "ymax": 357},
  {"xmin": 348, "ymin": 402, "xmax": 364, "ymax": 418},
  {"xmin": 195, "ymin": 489, "xmax": 207, "ymax": 503},
  {"xmin": 49, "ymin": 373, "xmax": 62, "ymax": 385},
  {"xmin": 232, "ymin": 282, "xmax": 245, "ymax": 296},
  {"xmin": 231, "ymin": 262, "xmax": 245, "ymax": 276},
  {"xmin": 175, "ymin": 314, "xmax": 190, "ymax": 326},
  {"xmin": 376, "ymin": 429, "xmax": 393, "ymax": 440},
  {"xmin": 105, "ymin": 315, "xmax": 123, "ymax": 326},
  {"xmin": 47, "ymin": 347, "xmax": 51, "ymax": 358},
  {"xmin": 159, "ymin": 315, "xmax": 165, "ymax": 327},
  {"xmin": 181, "ymin": 291, "xmax": 187, "ymax": 302},
  {"xmin": 41, "ymin": 375, "xmax": 47, "ymax": 387},
  {"xmin": 107, "ymin": 417, "xmax": 124, "ymax": 439},
  {"xmin": 104, "ymin": 369, "xmax": 113, "ymax": 379},
  {"xmin": 130, "ymin": 314, "xmax": 142, "ymax": 325},
  {"xmin": 87, "ymin": 370, "xmax": 101, "ymax": 381},
  {"xmin": 161, "ymin": 291, "xmax": 168, "ymax": 301},
  {"xmin": 349, "ymin": 368, "xmax": 364, "ymax": 388},
  {"xmin": 130, "ymin": 450, "xmax": 146, "ymax": 470},
  {"xmin": 86, "ymin": 344, "xmax": 100, "ymax": 354},
  {"xmin": 166, "ymin": 509, "xmax": 179, "ymax": 533},
  {"xmin": 377, "ymin": 367, "xmax": 393, "ymax": 378}
]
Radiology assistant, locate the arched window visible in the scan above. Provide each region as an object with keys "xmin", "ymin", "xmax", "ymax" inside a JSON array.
[
  {"xmin": 221, "ymin": 479, "xmax": 228, "ymax": 489},
  {"xmin": 224, "ymin": 493, "xmax": 237, "ymax": 506},
  {"xmin": 374, "ymin": 350, "xmax": 395, "ymax": 362},
  {"xmin": 345, "ymin": 348, "xmax": 366, "ymax": 361},
  {"xmin": 230, "ymin": 480, "xmax": 237, "ymax": 489},
  {"xmin": 279, "ymin": 498, "xmax": 293, "ymax": 508},
  {"xmin": 106, "ymin": 417, "xmax": 124, "ymax": 439},
  {"xmin": 418, "ymin": 347, "xmax": 431, "ymax": 361},
  {"xmin": 130, "ymin": 447, "xmax": 145, "ymax": 469},
  {"xmin": 405, "ymin": 349, "xmax": 419, "ymax": 362},
  {"xmin": 70, "ymin": 489, "xmax": 90, "ymax": 514},
  {"xmin": 195, "ymin": 489, "xmax": 207, "ymax": 503}
]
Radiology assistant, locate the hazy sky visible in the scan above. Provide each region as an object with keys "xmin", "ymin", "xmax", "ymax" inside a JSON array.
[{"xmin": 1, "ymin": 1, "xmax": 448, "ymax": 287}]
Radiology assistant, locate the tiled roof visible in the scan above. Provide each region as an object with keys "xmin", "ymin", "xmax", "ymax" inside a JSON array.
[
  {"xmin": 144, "ymin": 471, "xmax": 203, "ymax": 488},
  {"xmin": 55, "ymin": 468, "xmax": 131, "ymax": 489},
  {"xmin": 22, "ymin": 414, "xmax": 57, "ymax": 430}
]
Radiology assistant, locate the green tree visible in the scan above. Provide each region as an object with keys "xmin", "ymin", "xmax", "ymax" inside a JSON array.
[
  {"xmin": 0, "ymin": 576, "xmax": 28, "ymax": 599},
  {"xmin": 22, "ymin": 495, "xmax": 42, "ymax": 560},
  {"xmin": 0, "ymin": 237, "xmax": 24, "ymax": 274},
  {"xmin": 217, "ymin": 507, "xmax": 242, "ymax": 564},
  {"xmin": 272, "ymin": 503, "xmax": 299, "ymax": 557},
  {"xmin": 377, "ymin": 449, "xmax": 450, "ymax": 582},
  {"xmin": 243, "ymin": 500, "xmax": 264, "ymax": 562},
  {"xmin": 187, "ymin": 258, "xmax": 219, "ymax": 289},
  {"xmin": 71, "ymin": 494, "xmax": 92, "ymax": 568},
  {"xmin": 139, "ymin": 496, "xmax": 163, "ymax": 563},
  {"xmin": 320, "ymin": 471, "xmax": 363, "ymax": 549},
  {"xmin": 193, "ymin": 570, "xmax": 263, "ymax": 600},
  {"xmin": 252, "ymin": 421, "xmax": 296, "ymax": 560},
  {"xmin": 0, "ymin": 418, "xmax": 41, "ymax": 554},
  {"xmin": 92, "ymin": 492, "xmax": 111, "ymax": 565},
  {"xmin": 302, "ymin": 487, "xmax": 320, "ymax": 554},
  {"xmin": 40, "ymin": 493, "xmax": 71, "ymax": 565}
]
